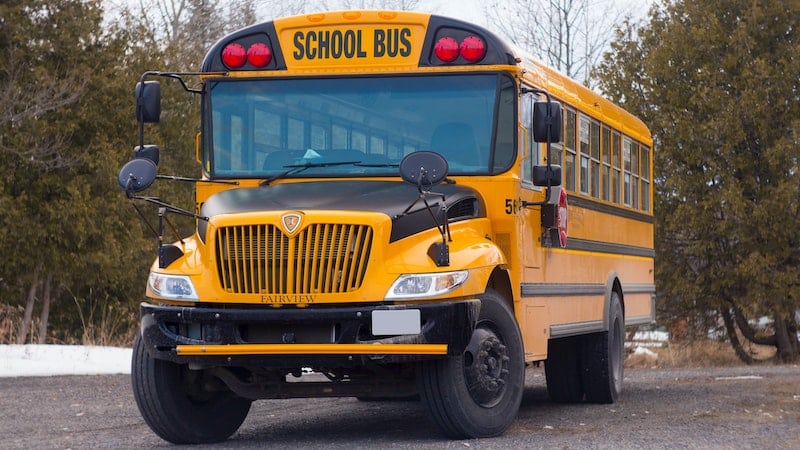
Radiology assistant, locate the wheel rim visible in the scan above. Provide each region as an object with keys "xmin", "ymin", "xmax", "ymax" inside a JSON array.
[{"xmin": 463, "ymin": 325, "xmax": 510, "ymax": 408}]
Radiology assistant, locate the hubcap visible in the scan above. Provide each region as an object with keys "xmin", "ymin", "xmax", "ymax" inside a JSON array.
[{"xmin": 463, "ymin": 326, "xmax": 510, "ymax": 407}]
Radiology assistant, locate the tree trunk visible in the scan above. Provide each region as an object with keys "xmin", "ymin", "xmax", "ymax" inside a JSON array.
[
  {"xmin": 16, "ymin": 268, "xmax": 41, "ymax": 345},
  {"xmin": 773, "ymin": 315, "xmax": 799, "ymax": 363},
  {"xmin": 36, "ymin": 273, "xmax": 53, "ymax": 345},
  {"xmin": 720, "ymin": 308, "xmax": 755, "ymax": 364}
]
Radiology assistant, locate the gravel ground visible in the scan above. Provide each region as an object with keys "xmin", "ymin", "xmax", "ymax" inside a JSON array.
[{"xmin": 0, "ymin": 364, "xmax": 798, "ymax": 449}]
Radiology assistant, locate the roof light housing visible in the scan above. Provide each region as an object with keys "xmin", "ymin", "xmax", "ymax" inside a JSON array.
[
  {"xmin": 431, "ymin": 34, "xmax": 487, "ymax": 65},
  {"xmin": 219, "ymin": 34, "xmax": 277, "ymax": 70}
]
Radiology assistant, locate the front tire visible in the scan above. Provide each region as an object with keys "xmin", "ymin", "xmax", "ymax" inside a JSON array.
[
  {"xmin": 131, "ymin": 334, "xmax": 252, "ymax": 444},
  {"xmin": 417, "ymin": 289, "xmax": 525, "ymax": 439}
]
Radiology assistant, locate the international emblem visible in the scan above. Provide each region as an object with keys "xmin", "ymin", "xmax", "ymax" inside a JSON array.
[{"xmin": 281, "ymin": 213, "xmax": 302, "ymax": 234}]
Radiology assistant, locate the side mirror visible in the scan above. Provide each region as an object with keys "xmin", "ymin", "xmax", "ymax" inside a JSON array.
[
  {"xmin": 118, "ymin": 158, "xmax": 157, "ymax": 193},
  {"xmin": 399, "ymin": 151, "xmax": 449, "ymax": 188},
  {"xmin": 135, "ymin": 81, "xmax": 161, "ymax": 123},
  {"xmin": 532, "ymin": 164, "xmax": 562, "ymax": 187},
  {"xmin": 533, "ymin": 101, "xmax": 562, "ymax": 143}
]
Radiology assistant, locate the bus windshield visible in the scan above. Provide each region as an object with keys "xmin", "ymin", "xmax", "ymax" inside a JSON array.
[{"xmin": 207, "ymin": 73, "xmax": 515, "ymax": 178}]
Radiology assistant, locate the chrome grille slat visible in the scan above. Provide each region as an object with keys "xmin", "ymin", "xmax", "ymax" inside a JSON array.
[{"xmin": 215, "ymin": 223, "xmax": 372, "ymax": 294}]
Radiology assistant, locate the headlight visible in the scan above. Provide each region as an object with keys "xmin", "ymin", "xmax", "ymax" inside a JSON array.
[
  {"xmin": 385, "ymin": 270, "xmax": 468, "ymax": 300},
  {"xmin": 148, "ymin": 272, "xmax": 198, "ymax": 301}
]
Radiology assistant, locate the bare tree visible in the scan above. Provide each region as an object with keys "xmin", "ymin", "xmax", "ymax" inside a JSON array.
[
  {"xmin": 484, "ymin": 0, "xmax": 628, "ymax": 88},
  {"xmin": 252, "ymin": 0, "xmax": 311, "ymax": 20},
  {"xmin": 0, "ymin": 46, "xmax": 84, "ymax": 171}
]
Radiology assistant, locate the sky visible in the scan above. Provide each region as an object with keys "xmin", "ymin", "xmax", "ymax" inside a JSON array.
[{"xmin": 428, "ymin": 0, "xmax": 485, "ymax": 25}]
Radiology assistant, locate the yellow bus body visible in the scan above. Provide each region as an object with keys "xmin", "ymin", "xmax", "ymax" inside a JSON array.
[
  {"xmin": 130, "ymin": 9, "xmax": 655, "ymax": 442},
  {"xmin": 145, "ymin": 10, "xmax": 655, "ymax": 364}
]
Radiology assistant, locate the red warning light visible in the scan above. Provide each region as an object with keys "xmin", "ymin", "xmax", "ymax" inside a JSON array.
[
  {"xmin": 221, "ymin": 43, "xmax": 247, "ymax": 69},
  {"xmin": 434, "ymin": 37, "xmax": 460, "ymax": 63},
  {"xmin": 247, "ymin": 43, "xmax": 272, "ymax": 68},
  {"xmin": 459, "ymin": 36, "xmax": 486, "ymax": 63}
]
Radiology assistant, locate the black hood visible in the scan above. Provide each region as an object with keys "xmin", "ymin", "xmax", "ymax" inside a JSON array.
[{"xmin": 199, "ymin": 180, "xmax": 484, "ymax": 242}]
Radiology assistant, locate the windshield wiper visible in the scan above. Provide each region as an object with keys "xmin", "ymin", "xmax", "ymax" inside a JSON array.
[
  {"xmin": 260, "ymin": 160, "xmax": 361, "ymax": 186},
  {"xmin": 353, "ymin": 162, "xmax": 400, "ymax": 168}
]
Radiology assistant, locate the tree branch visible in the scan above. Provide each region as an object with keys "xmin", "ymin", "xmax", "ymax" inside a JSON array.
[
  {"xmin": 730, "ymin": 302, "xmax": 776, "ymax": 346},
  {"xmin": 719, "ymin": 307, "xmax": 755, "ymax": 365}
]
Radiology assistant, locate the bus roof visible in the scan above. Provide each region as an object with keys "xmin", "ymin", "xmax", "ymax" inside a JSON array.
[{"xmin": 521, "ymin": 54, "xmax": 652, "ymax": 144}]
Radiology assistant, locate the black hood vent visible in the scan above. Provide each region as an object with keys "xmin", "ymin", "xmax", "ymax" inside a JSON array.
[{"xmin": 447, "ymin": 198, "xmax": 479, "ymax": 221}]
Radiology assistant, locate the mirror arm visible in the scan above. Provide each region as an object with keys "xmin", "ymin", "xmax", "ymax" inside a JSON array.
[
  {"xmin": 129, "ymin": 195, "xmax": 209, "ymax": 222},
  {"xmin": 128, "ymin": 198, "xmax": 160, "ymax": 239},
  {"xmin": 159, "ymin": 207, "xmax": 186, "ymax": 245},
  {"xmin": 156, "ymin": 175, "xmax": 239, "ymax": 185},
  {"xmin": 135, "ymin": 70, "xmax": 226, "ymax": 149},
  {"xmin": 139, "ymin": 70, "xmax": 226, "ymax": 95}
]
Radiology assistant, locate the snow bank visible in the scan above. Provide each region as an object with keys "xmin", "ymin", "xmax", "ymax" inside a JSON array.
[{"xmin": 0, "ymin": 345, "xmax": 132, "ymax": 378}]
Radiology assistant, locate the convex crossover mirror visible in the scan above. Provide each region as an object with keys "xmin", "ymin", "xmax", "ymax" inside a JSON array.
[
  {"xmin": 399, "ymin": 151, "xmax": 449, "ymax": 187},
  {"xmin": 118, "ymin": 158, "xmax": 157, "ymax": 193}
]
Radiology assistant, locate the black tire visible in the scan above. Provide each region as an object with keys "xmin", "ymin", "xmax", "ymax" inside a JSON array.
[
  {"xmin": 417, "ymin": 289, "xmax": 525, "ymax": 439},
  {"xmin": 544, "ymin": 336, "xmax": 584, "ymax": 403},
  {"xmin": 131, "ymin": 334, "xmax": 252, "ymax": 444},
  {"xmin": 582, "ymin": 290, "xmax": 624, "ymax": 403}
]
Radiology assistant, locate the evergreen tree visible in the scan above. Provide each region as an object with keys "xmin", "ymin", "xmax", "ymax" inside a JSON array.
[
  {"xmin": 595, "ymin": 0, "xmax": 800, "ymax": 362},
  {"xmin": 0, "ymin": 0, "xmax": 157, "ymax": 344}
]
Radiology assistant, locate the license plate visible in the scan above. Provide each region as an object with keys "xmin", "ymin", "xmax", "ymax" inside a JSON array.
[{"xmin": 371, "ymin": 309, "xmax": 421, "ymax": 336}]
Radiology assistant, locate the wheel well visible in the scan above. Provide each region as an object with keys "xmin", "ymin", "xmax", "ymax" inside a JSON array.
[
  {"xmin": 486, "ymin": 267, "xmax": 513, "ymax": 306},
  {"xmin": 612, "ymin": 278, "xmax": 625, "ymax": 317}
]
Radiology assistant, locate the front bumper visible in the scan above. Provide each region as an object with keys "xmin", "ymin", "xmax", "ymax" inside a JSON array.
[{"xmin": 140, "ymin": 300, "xmax": 480, "ymax": 367}]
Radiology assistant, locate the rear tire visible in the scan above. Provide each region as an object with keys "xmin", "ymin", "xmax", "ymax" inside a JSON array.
[
  {"xmin": 131, "ymin": 334, "xmax": 252, "ymax": 444},
  {"xmin": 544, "ymin": 336, "xmax": 584, "ymax": 402},
  {"xmin": 582, "ymin": 290, "xmax": 624, "ymax": 403},
  {"xmin": 417, "ymin": 289, "xmax": 525, "ymax": 438}
]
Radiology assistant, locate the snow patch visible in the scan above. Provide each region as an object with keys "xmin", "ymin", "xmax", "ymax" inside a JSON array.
[
  {"xmin": 633, "ymin": 346, "xmax": 658, "ymax": 357},
  {"xmin": 0, "ymin": 345, "xmax": 132, "ymax": 378}
]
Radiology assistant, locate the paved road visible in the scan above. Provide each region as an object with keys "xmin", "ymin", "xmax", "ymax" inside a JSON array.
[{"xmin": 1, "ymin": 365, "xmax": 798, "ymax": 449}]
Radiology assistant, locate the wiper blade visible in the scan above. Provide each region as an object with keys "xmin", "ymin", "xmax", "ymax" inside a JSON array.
[
  {"xmin": 354, "ymin": 162, "xmax": 400, "ymax": 168},
  {"xmin": 260, "ymin": 160, "xmax": 361, "ymax": 186}
]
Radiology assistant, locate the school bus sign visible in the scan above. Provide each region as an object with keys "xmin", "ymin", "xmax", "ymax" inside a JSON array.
[
  {"xmin": 290, "ymin": 27, "xmax": 414, "ymax": 61},
  {"xmin": 277, "ymin": 13, "xmax": 425, "ymax": 68}
]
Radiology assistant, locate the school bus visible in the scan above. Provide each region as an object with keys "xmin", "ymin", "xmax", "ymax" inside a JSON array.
[{"xmin": 120, "ymin": 9, "xmax": 655, "ymax": 444}]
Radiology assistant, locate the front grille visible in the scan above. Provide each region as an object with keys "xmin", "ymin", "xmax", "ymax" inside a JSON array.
[{"xmin": 215, "ymin": 223, "xmax": 373, "ymax": 294}]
